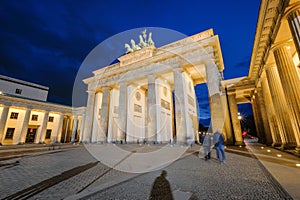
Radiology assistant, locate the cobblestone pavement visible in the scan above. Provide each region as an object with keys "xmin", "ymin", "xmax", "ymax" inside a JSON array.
[{"xmin": 0, "ymin": 143, "xmax": 296, "ymax": 200}]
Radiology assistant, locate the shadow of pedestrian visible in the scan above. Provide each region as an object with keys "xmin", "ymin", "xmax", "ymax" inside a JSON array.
[{"xmin": 149, "ymin": 170, "xmax": 173, "ymax": 200}]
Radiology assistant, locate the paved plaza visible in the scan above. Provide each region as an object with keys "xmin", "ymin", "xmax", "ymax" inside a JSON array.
[{"xmin": 0, "ymin": 141, "xmax": 299, "ymax": 200}]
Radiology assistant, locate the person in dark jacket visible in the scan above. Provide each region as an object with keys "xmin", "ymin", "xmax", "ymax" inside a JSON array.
[{"xmin": 213, "ymin": 128, "xmax": 226, "ymax": 164}]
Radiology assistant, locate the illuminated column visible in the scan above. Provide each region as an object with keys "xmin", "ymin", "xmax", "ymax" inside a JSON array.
[
  {"xmin": 251, "ymin": 94, "xmax": 264, "ymax": 142},
  {"xmin": 55, "ymin": 113, "xmax": 64, "ymax": 143},
  {"xmin": 265, "ymin": 64, "xmax": 297, "ymax": 148},
  {"xmin": 19, "ymin": 108, "xmax": 32, "ymax": 144},
  {"xmin": 173, "ymin": 69, "xmax": 189, "ymax": 144},
  {"xmin": 287, "ymin": 6, "xmax": 300, "ymax": 59},
  {"xmin": 0, "ymin": 105, "xmax": 9, "ymax": 144},
  {"xmin": 63, "ymin": 116, "xmax": 70, "ymax": 143},
  {"xmin": 83, "ymin": 90, "xmax": 96, "ymax": 142},
  {"xmin": 273, "ymin": 44, "xmax": 300, "ymax": 149},
  {"xmin": 91, "ymin": 92, "xmax": 102, "ymax": 143},
  {"xmin": 261, "ymin": 76, "xmax": 282, "ymax": 146},
  {"xmin": 147, "ymin": 75, "xmax": 158, "ymax": 143},
  {"xmin": 205, "ymin": 62, "xmax": 224, "ymax": 132},
  {"xmin": 118, "ymin": 82, "xmax": 127, "ymax": 143},
  {"xmin": 79, "ymin": 113, "xmax": 85, "ymax": 142},
  {"xmin": 99, "ymin": 87, "xmax": 110, "ymax": 142},
  {"xmin": 221, "ymin": 88, "xmax": 233, "ymax": 145},
  {"xmin": 71, "ymin": 115, "xmax": 78, "ymax": 143},
  {"xmin": 38, "ymin": 111, "xmax": 49, "ymax": 143},
  {"xmin": 227, "ymin": 92, "xmax": 243, "ymax": 145},
  {"xmin": 256, "ymin": 87, "xmax": 272, "ymax": 145}
]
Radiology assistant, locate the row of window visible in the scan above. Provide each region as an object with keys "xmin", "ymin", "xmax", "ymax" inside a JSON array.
[
  {"xmin": 5, "ymin": 128, "xmax": 52, "ymax": 140},
  {"xmin": 9, "ymin": 112, "xmax": 54, "ymax": 122}
]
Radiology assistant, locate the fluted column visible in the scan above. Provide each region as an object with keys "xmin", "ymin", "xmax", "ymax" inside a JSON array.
[
  {"xmin": 273, "ymin": 44, "xmax": 300, "ymax": 149},
  {"xmin": 147, "ymin": 75, "xmax": 158, "ymax": 143},
  {"xmin": 118, "ymin": 82, "xmax": 127, "ymax": 143},
  {"xmin": 71, "ymin": 115, "xmax": 78, "ymax": 143},
  {"xmin": 261, "ymin": 76, "xmax": 282, "ymax": 146},
  {"xmin": 205, "ymin": 62, "xmax": 224, "ymax": 132},
  {"xmin": 38, "ymin": 111, "xmax": 49, "ymax": 143},
  {"xmin": 227, "ymin": 92, "xmax": 243, "ymax": 145},
  {"xmin": 82, "ymin": 90, "xmax": 96, "ymax": 142},
  {"xmin": 19, "ymin": 108, "xmax": 32, "ymax": 144},
  {"xmin": 257, "ymin": 87, "xmax": 272, "ymax": 145},
  {"xmin": 222, "ymin": 88, "xmax": 233, "ymax": 145},
  {"xmin": 55, "ymin": 113, "xmax": 64, "ymax": 143},
  {"xmin": 252, "ymin": 95, "xmax": 263, "ymax": 142},
  {"xmin": 99, "ymin": 87, "xmax": 110, "ymax": 142},
  {"xmin": 265, "ymin": 64, "xmax": 297, "ymax": 148},
  {"xmin": 79, "ymin": 113, "xmax": 85, "ymax": 142},
  {"xmin": 0, "ymin": 105, "xmax": 9, "ymax": 144},
  {"xmin": 287, "ymin": 6, "xmax": 300, "ymax": 60}
]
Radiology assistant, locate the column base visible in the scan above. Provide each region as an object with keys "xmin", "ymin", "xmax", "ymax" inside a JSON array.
[
  {"xmin": 234, "ymin": 141, "xmax": 245, "ymax": 146},
  {"xmin": 295, "ymin": 147, "xmax": 300, "ymax": 154}
]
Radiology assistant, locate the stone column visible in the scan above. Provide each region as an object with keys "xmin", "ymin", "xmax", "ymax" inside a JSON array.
[
  {"xmin": 273, "ymin": 44, "xmax": 300, "ymax": 149},
  {"xmin": 63, "ymin": 117, "xmax": 70, "ymax": 143},
  {"xmin": 265, "ymin": 64, "xmax": 297, "ymax": 148},
  {"xmin": 99, "ymin": 87, "xmax": 110, "ymax": 142},
  {"xmin": 205, "ymin": 62, "xmax": 224, "ymax": 132},
  {"xmin": 147, "ymin": 75, "xmax": 158, "ymax": 143},
  {"xmin": 251, "ymin": 95, "xmax": 264, "ymax": 142},
  {"xmin": 221, "ymin": 88, "xmax": 233, "ymax": 145},
  {"xmin": 227, "ymin": 92, "xmax": 243, "ymax": 145},
  {"xmin": 261, "ymin": 76, "xmax": 282, "ymax": 146},
  {"xmin": 38, "ymin": 111, "xmax": 49, "ymax": 143},
  {"xmin": 19, "ymin": 108, "xmax": 32, "ymax": 144},
  {"xmin": 118, "ymin": 82, "xmax": 127, "ymax": 143},
  {"xmin": 55, "ymin": 113, "xmax": 64, "ymax": 143},
  {"xmin": 287, "ymin": 6, "xmax": 300, "ymax": 60},
  {"xmin": 82, "ymin": 90, "xmax": 96, "ymax": 142},
  {"xmin": 79, "ymin": 113, "xmax": 85, "ymax": 143},
  {"xmin": 0, "ymin": 105, "xmax": 9, "ymax": 144},
  {"xmin": 71, "ymin": 115, "xmax": 78, "ymax": 143},
  {"xmin": 257, "ymin": 87, "xmax": 272, "ymax": 145}
]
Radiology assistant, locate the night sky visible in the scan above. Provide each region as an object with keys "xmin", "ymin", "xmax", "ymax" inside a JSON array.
[{"xmin": 0, "ymin": 0, "xmax": 260, "ymax": 125}]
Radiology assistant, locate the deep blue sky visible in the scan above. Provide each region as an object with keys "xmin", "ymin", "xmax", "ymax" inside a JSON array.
[{"xmin": 0, "ymin": 0, "xmax": 260, "ymax": 124}]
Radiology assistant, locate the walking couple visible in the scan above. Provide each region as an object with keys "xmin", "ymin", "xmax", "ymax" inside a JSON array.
[{"xmin": 201, "ymin": 128, "xmax": 226, "ymax": 164}]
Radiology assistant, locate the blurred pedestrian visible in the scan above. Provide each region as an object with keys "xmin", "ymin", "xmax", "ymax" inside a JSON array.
[
  {"xmin": 213, "ymin": 128, "xmax": 226, "ymax": 164},
  {"xmin": 203, "ymin": 132, "xmax": 212, "ymax": 160}
]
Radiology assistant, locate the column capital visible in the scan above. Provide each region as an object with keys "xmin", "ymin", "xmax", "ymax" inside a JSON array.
[
  {"xmin": 264, "ymin": 63, "xmax": 277, "ymax": 70},
  {"xmin": 271, "ymin": 40, "xmax": 293, "ymax": 52},
  {"xmin": 285, "ymin": 2, "xmax": 300, "ymax": 19}
]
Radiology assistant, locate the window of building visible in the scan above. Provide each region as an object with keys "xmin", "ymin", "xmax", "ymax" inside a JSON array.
[
  {"xmin": 5, "ymin": 128, "xmax": 15, "ymax": 139},
  {"xmin": 15, "ymin": 88, "xmax": 22, "ymax": 94},
  {"xmin": 45, "ymin": 129, "xmax": 52, "ymax": 139},
  {"xmin": 31, "ymin": 114, "xmax": 38, "ymax": 121},
  {"xmin": 10, "ymin": 112, "xmax": 19, "ymax": 119},
  {"xmin": 48, "ymin": 116, "xmax": 54, "ymax": 122}
]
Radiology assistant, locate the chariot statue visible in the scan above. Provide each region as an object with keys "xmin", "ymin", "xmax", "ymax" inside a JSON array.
[{"xmin": 125, "ymin": 29, "xmax": 155, "ymax": 54}]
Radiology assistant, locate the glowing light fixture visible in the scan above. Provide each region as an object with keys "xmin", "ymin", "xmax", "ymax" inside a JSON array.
[
  {"xmin": 267, "ymin": 150, "xmax": 271, "ymax": 152},
  {"xmin": 277, "ymin": 154, "xmax": 282, "ymax": 157},
  {"xmin": 296, "ymin": 164, "xmax": 300, "ymax": 167}
]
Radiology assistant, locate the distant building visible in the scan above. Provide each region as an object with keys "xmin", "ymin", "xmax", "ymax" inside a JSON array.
[{"xmin": 0, "ymin": 75, "xmax": 85, "ymax": 145}]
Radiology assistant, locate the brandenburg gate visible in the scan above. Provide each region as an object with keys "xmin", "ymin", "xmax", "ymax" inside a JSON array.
[{"xmin": 81, "ymin": 29, "xmax": 233, "ymax": 144}]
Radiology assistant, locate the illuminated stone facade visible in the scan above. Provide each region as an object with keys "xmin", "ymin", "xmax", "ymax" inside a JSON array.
[
  {"xmin": 83, "ymin": 29, "xmax": 226, "ymax": 144},
  {"xmin": 224, "ymin": 0, "xmax": 300, "ymax": 152},
  {"xmin": 0, "ymin": 76, "xmax": 85, "ymax": 145}
]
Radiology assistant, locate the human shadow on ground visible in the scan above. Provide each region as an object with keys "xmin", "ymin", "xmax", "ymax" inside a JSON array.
[{"xmin": 149, "ymin": 170, "xmax": 173, "ymax": 200}]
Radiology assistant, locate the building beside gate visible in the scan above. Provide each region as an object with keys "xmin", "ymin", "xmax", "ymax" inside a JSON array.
[
  {"xmin": 0, "ymin": 75, "xmax": 85, "ymax": 145},
  {"xmin": 224, "ymin": 0, "xmax": 300, "ymax": 152}
]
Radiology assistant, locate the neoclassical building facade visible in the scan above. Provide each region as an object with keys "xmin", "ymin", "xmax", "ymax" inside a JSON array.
[
  {"xmin": 0, "ymin": 75, "xmax": 85, "ymax": 145},
  {"xmin": 224, "ymin": 0, "xmax": 300, "ymax": 151},
  {"xmin": 82, "ymin": 29, "xmax": 230, "ymax": 144}
]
